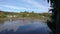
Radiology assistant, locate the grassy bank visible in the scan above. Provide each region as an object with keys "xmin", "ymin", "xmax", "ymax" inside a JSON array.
[{"xmin": 0, "ymin": 17, "xmax": 48, "ymax": 23}]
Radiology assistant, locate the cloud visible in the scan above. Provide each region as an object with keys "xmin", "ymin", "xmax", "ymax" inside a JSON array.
[
  {"xmin": 0, "ymin": 0, "xmax": 50, "ymax": 13},
  {"xmin": 0, "ymin": 0, "xmax": 50, "ymax": 10},
  {"xmin": 0, "ymin": 4, "xmax": 27, "ymax": 10},
  {"xmin": 20, "ymin": 0, "xmax": 50, "ymax": 9}
]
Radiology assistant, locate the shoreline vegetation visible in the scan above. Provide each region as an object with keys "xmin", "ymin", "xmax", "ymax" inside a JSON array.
[
  {"xmin": 0, "ymin": 17, "xmax": 47, "ymax": 23},
  {"xmin": 0, "ymin": 10, "xmax": 51, "ymax": 23}
]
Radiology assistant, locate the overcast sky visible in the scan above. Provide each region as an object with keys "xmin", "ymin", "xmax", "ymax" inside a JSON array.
[{"xmin": 0, "ymin": 0, "xmax": 50, "ymax": 13}]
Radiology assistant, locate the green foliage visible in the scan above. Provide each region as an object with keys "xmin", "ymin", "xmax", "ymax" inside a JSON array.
[
  {"xmin": 0, "ymin": 15, "xmax": 6, "ymax": 18},
  {"xmin": 47, "ymin": 0, "xmax": 56, "ymax": 33},
  {"xmin": 0, "ymin": 10, "xmax": 51, "ymax": 19}
]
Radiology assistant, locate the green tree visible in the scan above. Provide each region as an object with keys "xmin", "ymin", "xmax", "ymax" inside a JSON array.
[{"xmin": 47, "ymin": 0, "xmax": 60, "ymax": 34}]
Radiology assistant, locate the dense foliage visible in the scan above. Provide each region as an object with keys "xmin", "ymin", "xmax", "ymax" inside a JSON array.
[
  {"xmin": 47, "ymin": 0, "xmax": 57, "ymax": 34},
  {"xmin": 0, "ymin": 10, "xmax": 51, "ymax": 19}
]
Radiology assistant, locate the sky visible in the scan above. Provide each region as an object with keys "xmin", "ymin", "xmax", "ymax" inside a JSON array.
[{"xmin": 0, "ymin": 0, "xmax": 50, "ymax": 13}]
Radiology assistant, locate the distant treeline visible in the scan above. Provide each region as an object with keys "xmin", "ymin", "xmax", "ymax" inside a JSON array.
[{"xmin": 0, "ymin": 10, "xmax": 51, "ymax": 18}]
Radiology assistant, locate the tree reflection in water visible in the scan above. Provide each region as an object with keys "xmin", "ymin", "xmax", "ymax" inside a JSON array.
[
  {"xmin": 0, "ymin": 19, "xmax": 51, "ymax": 34},
  {"xmin": 0, "ymin": 19, "xmax": 5, "ymax": 24}
]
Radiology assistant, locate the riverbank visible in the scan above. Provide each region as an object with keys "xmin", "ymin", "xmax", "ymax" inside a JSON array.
[{"xmin": 0, "ymin": 17, "xmax": 48, "ymax": 23}]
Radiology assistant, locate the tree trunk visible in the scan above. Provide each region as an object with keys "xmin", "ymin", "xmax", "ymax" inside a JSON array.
[{"xmin": 56, "ymin": 0, "xmax": 60, "ymax": 34}]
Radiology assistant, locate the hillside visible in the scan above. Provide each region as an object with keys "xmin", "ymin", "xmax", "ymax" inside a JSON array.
[{"xmin": 0, "ymin": 10, "xmax": 51, "ymax": 19}]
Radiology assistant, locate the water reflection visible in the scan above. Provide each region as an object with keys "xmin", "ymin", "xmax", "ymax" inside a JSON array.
[
  {"xmin": 0, "ymin": 19, "xmax": 5, "ymax": 24},
  {"xmin": 0, "ymin": 19, "xmax": 51, "ymax": 34}
]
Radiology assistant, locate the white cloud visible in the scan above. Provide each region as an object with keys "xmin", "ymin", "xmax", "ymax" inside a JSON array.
[
  {"xmin": 0, "ymin": 0, "xmax": 50, "ymax": 12},
  {"xmin": 0, "ymin": 4, "xmax": 27, "ymax": 10},
  {"xmin": 0, "ymin": 0, "xmax": 50, "ymax": 10},
  {"xmin": 21, "ymin": 0, "xmax": 50, "ymax": 9}
]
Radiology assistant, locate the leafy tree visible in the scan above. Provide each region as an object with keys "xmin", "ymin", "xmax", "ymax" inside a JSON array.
[{"xmin": 47, "ymin": 0, "xmax": 60, "ymax": 34}]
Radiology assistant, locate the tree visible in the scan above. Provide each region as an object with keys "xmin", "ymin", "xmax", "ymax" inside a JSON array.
[
  {"xmin": 31, "ymin": 11, "xmax": 34, "ymax": 13},
  {"xmin": 47, "ymin": 0, "xmax": 60, "ymax": 34}
]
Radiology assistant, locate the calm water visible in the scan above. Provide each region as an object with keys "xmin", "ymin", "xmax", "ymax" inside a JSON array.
[{"xmin": 0, "ymin": 19, "xmax": 52, "ymax": 34}]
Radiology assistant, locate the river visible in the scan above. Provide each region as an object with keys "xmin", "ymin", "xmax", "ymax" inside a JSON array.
[{"xmin": 0, "ymin": 19, "xmax": 52, "ymax": 34}]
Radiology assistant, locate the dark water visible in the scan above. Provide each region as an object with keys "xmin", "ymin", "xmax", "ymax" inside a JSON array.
[{"xmin": 0, "ymin": 19, "xmax": 52, "ymax": 34}]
